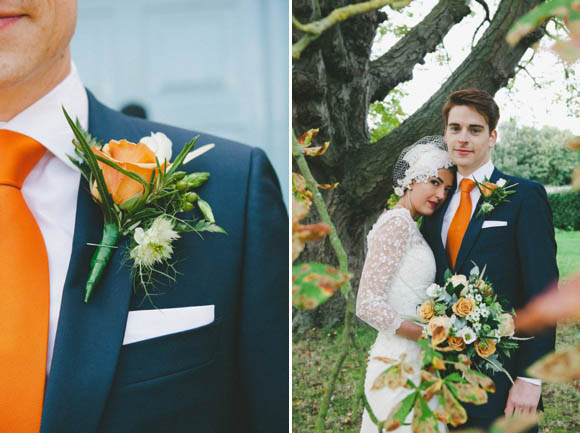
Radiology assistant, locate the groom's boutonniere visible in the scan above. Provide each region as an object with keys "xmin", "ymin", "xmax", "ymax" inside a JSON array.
[
  {"xmin": 475, "ymin": 177, "xmax": 517, "ymax": 218},
  {"xmin": 63, "ymin": 108, "xmax": 226, "ymax": 303}
]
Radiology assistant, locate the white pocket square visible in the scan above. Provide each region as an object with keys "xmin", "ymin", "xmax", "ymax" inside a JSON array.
[
  {"xmin": 123, "ymin": 305, "xmax": 215, "ymax": 345},
  {"xmin": 482, "ymin": 220, "xmax": 507, "ymax": 228}
]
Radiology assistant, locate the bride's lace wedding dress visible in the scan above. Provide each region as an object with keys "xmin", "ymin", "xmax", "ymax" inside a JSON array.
[{"xmin": 356, "ymin": 207, "xmax": 444, "ymax": 432}]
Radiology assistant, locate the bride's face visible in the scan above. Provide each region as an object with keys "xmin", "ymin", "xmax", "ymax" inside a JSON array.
[{"xmin": 405, "ymin": 168, "xmax": 454, "ymax": 218}]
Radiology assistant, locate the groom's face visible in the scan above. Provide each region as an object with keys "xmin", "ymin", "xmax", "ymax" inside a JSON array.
[
  {"xmin": 444, "ymin": 105, "xmax": 497, "ymax": 176},
  {"xmin": 0, "ymin": 0, "xmax": 77, "ymax": 91}
]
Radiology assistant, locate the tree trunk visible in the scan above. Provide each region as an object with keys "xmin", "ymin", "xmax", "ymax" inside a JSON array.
[{"xmin": 292, "ymin": 0, "xmax": 545, "ymax": 330}]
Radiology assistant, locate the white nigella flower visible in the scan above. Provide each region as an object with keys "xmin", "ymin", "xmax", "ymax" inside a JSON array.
[
  {"xmin": 475, "ymin": 294, "xmax": 482, "ymax": 302},
  {"xmin": 480, "ymin": 307, "xmax": 489, "ymax": 318},
  {"xmin": 496, "ymin": 178, "xmax": 507, "ymax": 187},
  {"xmin": 458, "ymin": 326, "xmax": 477, "ymax": 345},
  {"xmin": 130, "ymin": 217, "xmax": 180, "ymax": 267},
  {"xmin": 426, "ymin": 283, "xmax": 442, "ymax": 297},
  {"xmin": 473, "ymin": 322, "xmax": 482, "ymax": 332},
  {"xmin": 480, "ymin": 202, "xmax": 495, "ymax": 213}
]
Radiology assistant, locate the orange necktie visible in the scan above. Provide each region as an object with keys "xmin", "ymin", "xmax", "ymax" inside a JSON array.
[
  {"xmin": 0, "ymin": 130, "xmax": 49, "ymax": 432},
  {"xmin": 446, "ymin": 178, "xmax": 476, "ymax": 271}
]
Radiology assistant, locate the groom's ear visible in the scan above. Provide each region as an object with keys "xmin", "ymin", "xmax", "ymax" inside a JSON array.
[{"xmin": 488, "ymin": 129, "xmax": 497, "ymax": 148}]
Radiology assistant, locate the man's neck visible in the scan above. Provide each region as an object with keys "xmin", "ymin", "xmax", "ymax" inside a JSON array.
[
  {"xmin": 0, "ymin": 51, "xmax": 71, "ymax": 122},
  {"xmin": 457, "ymin": 160, "xmax": 490, "ymax": 178}
]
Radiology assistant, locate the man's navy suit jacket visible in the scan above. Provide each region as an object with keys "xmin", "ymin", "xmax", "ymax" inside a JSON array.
[
  {"xmin": 421, "ymin": 167, "xmax": 558, "ymax": 420},
  {"xmin": 39, "ymin": 91, "xmax": 288, "ymax": 433}
]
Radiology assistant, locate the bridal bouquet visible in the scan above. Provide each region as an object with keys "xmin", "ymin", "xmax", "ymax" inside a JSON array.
[
  {"xmin": 417, "ymin": 265, "xmax": 519, "ymax": 376},
  {"xmin": 63, "ymin": 109, "xmax": 225, "ymax": 303},
  {"xmin": 372, "ymin": 265, "xmax": 521, "ymax": 431}
]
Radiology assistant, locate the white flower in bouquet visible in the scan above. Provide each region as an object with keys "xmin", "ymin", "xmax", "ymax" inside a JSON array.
[
  {"xmin": 450, "ymin": 274, "xmax": 469, "ymax": 288},
  {"xmin": 475, "ymin": 293, "xmax": 482, "ymax": 302},
  {"xmin": 480, "ymin": 307, "xmax": 490, "ymax": 318},
  {"xmin": 426, "ymin": 283, "xmax": 442, "ymax": 297},
  {"xmin": 473, "ymin": 322, "xmax": 482, "ymax": 332},
  {"xmin": 458, "ymin": 326, "xmax": 477, "ymax": 344},
  {"xmin": 130, "ymin": 217, "xmax": 180, "ymax": 267},
  {"xmin": 496, "ymin": 178, "xmax": 507, "ymax": 187},
  {"xmin": 498, "ymin": 313, "xmax": 515, "ymax": 337},
  {"xmin": 467, "ymin": 310, "xmax": 480, "ymax": 323}
]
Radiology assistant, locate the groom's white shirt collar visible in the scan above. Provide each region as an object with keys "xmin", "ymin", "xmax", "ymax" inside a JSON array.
[
  {"xmin": 455, "ymin": 159, "xmax": 495, "ymax": 191},
  {"xmin": 0, "ymin": 62, "xmax": 88, "ymax": 169},
  {"xmin": 0, "ymin": 62, "xmax": 87, "ymax": 375}
]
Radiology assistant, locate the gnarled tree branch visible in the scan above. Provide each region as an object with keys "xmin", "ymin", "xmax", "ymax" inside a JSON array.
[{"xmin": 368, "ymin": 0, "xmax": 471, "ymax": 102}]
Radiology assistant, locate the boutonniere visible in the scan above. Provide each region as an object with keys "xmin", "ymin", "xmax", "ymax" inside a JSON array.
[
  {"xmin": 475, "ymin": 177, "xmax": 517, "ymax": 218},
  {"xmin": 63, "ymin": 108, "xmax": 226, "ymax": 302}
]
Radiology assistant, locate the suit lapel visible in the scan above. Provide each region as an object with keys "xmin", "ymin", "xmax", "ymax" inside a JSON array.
[
  {"xmin": 41, "ymin": 93, "xmax": 133, "ymax": 433},
  {"xmin": 434, "ymin": 195, "xmax": 452, "ymax": 272},
  {"xmin": 454, "ymin": 168, "xmax": 502, "ymax": 272}
]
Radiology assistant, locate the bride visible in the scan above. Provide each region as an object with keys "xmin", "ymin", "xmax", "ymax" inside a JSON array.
[{"xmin": 356, "ymin": 136, "xmax": 455, "ymax": 432}]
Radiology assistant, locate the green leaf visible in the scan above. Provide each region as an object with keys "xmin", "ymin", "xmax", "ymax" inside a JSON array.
[
  {"xmin": 192, "ymin": 219, "xmax": 227, "ymax": 234},
  {"xmin": 63, "ymin": 107, "xmax": 117, "ymax": 224},
  {"xmin": 292, "ymin": 262, "xmax": 351, "ymax": 310},
  {"xmin": 444, "ymin": 268, "xmax": 453, "ymax": 281},
  {"xmin": 197, "ymin": 198, "xmax": 215, "ymax": 223},
  {"xmin": 165, "ymin": 136, "xmax": 199, "ymax": 177}
]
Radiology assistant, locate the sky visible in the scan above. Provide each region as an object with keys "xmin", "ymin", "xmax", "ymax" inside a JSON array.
[{"xmin": 372, "ymin": 0, "xmax": 580, "ymax": 137}]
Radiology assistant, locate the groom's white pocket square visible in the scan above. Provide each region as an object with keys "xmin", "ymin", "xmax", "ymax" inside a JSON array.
[
  {"xmin": 482, "ymin": 220, "xmax": 507, "ymax": 228},
  {"xmin": 123, "ymin": 305, "xmax": 215, "ymax": 345}
]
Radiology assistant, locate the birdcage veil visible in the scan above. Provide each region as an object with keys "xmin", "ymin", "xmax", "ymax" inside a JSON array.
[{"xmin": 392, "ymin": 136, "xmax": 454, "ymax": 196}]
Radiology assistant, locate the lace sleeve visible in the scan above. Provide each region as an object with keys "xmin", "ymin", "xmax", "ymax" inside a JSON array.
[{"xmin": 356, "ymin": 212, "xmax": 414, "ymax": 334}]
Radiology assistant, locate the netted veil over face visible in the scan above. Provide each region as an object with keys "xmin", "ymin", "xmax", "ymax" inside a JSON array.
[{"xmin": 392, "ymin": 136, "xmax": 454, "ymax": 196}]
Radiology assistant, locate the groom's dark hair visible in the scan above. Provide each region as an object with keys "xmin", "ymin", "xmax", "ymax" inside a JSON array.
[{"xmin": 442, "ymin": 88, "xmax": 500, "ymax": 131}]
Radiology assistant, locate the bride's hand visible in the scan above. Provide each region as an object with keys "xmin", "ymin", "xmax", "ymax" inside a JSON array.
[{"xmin": 395, "ymin": 320, "xmax": 424, "ymax": 341}]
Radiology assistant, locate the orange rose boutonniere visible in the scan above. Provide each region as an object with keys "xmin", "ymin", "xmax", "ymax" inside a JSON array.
[
  {"xmin": 475, "ymin": 177, "xmax": 517, "ymax": 218},
  {"xmin": 64, "ymin": 110, "xmax": 225, "ymax": 302}
]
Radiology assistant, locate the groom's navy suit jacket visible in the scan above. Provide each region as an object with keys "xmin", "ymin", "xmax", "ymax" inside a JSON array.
[
  {"xmin": 422, "ymin": 167, "xmax": 557, "ymax": 419},
  {"xmin": 38, "ymin": 91, "xmax": 288, "ymax": 433}
]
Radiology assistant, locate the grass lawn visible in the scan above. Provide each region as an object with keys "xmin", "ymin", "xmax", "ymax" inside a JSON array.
[{"xmin": 293, "ymin": 231, "xmax": 580, "ymax": 432}]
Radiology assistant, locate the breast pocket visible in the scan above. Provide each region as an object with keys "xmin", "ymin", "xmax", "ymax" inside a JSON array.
[{"xmin": 113, "ymin": 318, "xmax": 222, "ymax": 387}]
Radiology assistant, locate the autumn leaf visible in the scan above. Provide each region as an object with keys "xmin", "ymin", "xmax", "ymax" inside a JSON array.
[
  {"xmin": 441, "ymin": 384, "xmax": 468, "ymax": 427},
  {"xmin": 527, "ymin": 345, "xmax": 580, "ymax": 383},
  {"xmin": 515, "ymin": 273, "xmax": 580, "ymax": 333},
  {"xmin": 292, "ymin": 263, "xmax": 350, "ymax": 309},
  {"xmin": 296, "ymin": 128, "xmax": 319, "ymax": 147},
  {"xmin": 422, "ymin": 379, "xmax": 443, "ymax": 402},
  {"xmin": 382, "ymin": 391, "xmax": 417, "ymax": 431},
  {"xmin": 454, "ymin": 362, "xmax": 495, "ymax": 393},
  {"xmin": 373, "ymin": 356, "xmax": 399, "ymax": 364},
  {"xmin": 448, "ymin": 382, "xmax": 488, "ymax": 405},
  {"xmin": 303, "ymin": 141, "xmax": 330, "ymax": 156},
  {"xmin": 411, "ymin": 396, "xmax": 439, "ymax": 433},
  {"xmin": 318, "ymin": 182, "xmax": 339, "ymax": 190},
  {"xmin": 431, "ymin": 326, "xmax": 449, "ymax": 347},
  {"xmin": 371, "ymin": 364, "xmax": 407, "ymax": 391},
  {"xmin": 490, "ymin": 413, "xmax": 541, "ymax": 433}
]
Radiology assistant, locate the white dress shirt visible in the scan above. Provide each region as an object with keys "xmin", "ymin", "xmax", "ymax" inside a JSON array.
[
  {"xmin": 440, "ymin": 159, "xmax": 540, "ymax": 386},
  {"xmin": 0, "ymin": 63, "xmax": 87, "ymax": 375}
]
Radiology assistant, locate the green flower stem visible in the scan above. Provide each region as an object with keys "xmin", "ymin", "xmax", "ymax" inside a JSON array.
[
  {"xmin": 85, "ymin": 223, "xmax": 121, "ymax": 303},
  {"xmin": 293, "ymin": 131, "xmax": 360, "ymax": 432},
  {"xmin": 292, "ymin": 132, "xmax": 352, "ymax": 299}
]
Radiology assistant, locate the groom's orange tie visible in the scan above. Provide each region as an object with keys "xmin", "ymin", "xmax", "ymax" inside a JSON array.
[
  {"xmin": 0, "ymin": 130, "xmax": 49, "ymax": 432},
  {"xmin": 446, "ymin": 178, "xmax": 476, "ymax": 271}
]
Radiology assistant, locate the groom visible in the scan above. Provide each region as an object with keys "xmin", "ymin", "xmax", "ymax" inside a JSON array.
[
  {"xmin": 422, "ymin": 89, "xmax": 558, "ymax": 430},
  {"xmin": 0, "ymin": 1, "xmax": 287, "ymax": 432}
]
